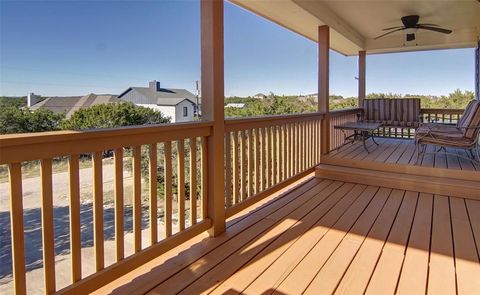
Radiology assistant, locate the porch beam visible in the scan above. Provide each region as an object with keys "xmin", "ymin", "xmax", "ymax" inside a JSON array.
[
  {"xmin": 318, "ymin": 25, "xmax": 330, "ymax": 154},
  {"xmin": 358, "ymin": 50, "xmax": 366, "ymax": 107},
  {"xmin": 201, "ymin": 0, "xmax": 226, "ymax": 236}
]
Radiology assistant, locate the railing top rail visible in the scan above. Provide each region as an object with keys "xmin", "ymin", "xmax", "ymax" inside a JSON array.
[
  {"xmin": 329, "ymin": 108, "xmax": 361, "ymax": 115},
  {"xmin": 0, "ymin": 121, "xmax": 213, "ymax": 147},
  {"xmin": 225, "ymin": 112, "xmax": 324, "ymax": 125},
  {"xmin": 0, "ymin": 121, "xmax": 213, "ymax": 164},
  {"xmin": 225, "ymin": 112, "xmax": 324, "ymax": 132},
  {"xmin": 420, "ymin": 108, "xmax": 465, "ymax": 114}
]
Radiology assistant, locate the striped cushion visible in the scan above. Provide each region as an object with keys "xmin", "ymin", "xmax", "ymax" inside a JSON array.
[
  {"xmin": 362, "ymin": 98, "xmax": 420, "ymax": 127},
  {"xmin": 463, "ymin": 100, "xmax": 480, "ymax": 139},
  {"xmin": 457, "ymin": 100, "xmax": 476, "ymax": 128}
]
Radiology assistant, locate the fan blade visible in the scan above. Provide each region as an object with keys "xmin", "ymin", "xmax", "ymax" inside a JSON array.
[
  {"xmin": 417, "ymin": 23, "xmax": 440, "ymax": 27},
  {"xmin": 417, "ymin": 25, "xmax": 452, "ymax": 34},
  {"xmin": 374, "ymin": 28, "xmax": 405, "ymax": 40},
  {"xmin": 382, "ymin": 26, "xmax": 404, "ymax": 31}
]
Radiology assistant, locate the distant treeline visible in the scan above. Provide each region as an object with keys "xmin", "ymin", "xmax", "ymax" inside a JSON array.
[{"xmin": 224, "ymin": 89, "xmax": 474, "ymax": 118}]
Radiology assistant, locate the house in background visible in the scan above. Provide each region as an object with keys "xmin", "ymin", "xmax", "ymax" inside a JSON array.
[
  {"xmin": 28, "ymin": 92, "xmax": 119, "ymax": 118},
  {"xmin": 225, "ymin": 102, "xmax": 246, "ymax": 108},
  {"xmin": 253, "ymin": 93, "xmax": 267, "ymax": 99},
  {"xmin": 118, "ymin": 80, "xmax": 198, "ymax": 123}
]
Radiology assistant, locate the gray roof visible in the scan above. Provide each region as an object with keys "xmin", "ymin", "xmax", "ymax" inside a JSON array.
[
  {"xmin": 30, "ymin": 94, "xmax": 119, "ymax": 118},
  {"xmin": 119, "ymin": 87, "xmax": 197, "ymax": 106}
]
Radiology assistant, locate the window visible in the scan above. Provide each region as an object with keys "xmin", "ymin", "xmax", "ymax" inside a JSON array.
[{"xmin": 183, "ymin": 106, "xmax": 188, "ymax": 117}]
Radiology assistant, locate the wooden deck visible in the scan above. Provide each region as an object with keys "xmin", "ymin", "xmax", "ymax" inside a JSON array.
[
  {"xmin": 94, "ymin": 176, "xmax": 480, "ymax": 295},
  {"xmin": 322, "ymin": 137, "xmax": 479, "ymax": 182}
]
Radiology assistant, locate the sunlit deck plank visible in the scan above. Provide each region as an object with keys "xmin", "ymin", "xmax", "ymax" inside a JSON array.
[
  {"xmin": 428, "ymin": 195, "xmax": 456, "ymax": 295},
  {"xmin": 364, "ymin": 191, "xmax": 418, "ymax": 295},
  {"xmin": 303, "ymin": 187, "xmax": 392, "ymax": 294},
  {"xmin": 272, "ymin": 186, "xmax": 379, "ymax": 294},
  {"xmin": 181, "ymin": 181, "xmax": 353, "ymax": 294},
  {"xmin": 450, "ymin": 197, "xmax": 480, "ymax": 294},
  {"xmin": 210, "ymin": 183, "xmax": 363, "ymax": 294},
  {"xmin": 396, "ymin": 193, "xmax": 433, "ymax": 294},
  {"xmin": 334, "ymin": 190, "xmax": 404, "ymax": 295},
  {"xmin": 147, "ymin": 180, "xmax": 337, "ymax": 294}
]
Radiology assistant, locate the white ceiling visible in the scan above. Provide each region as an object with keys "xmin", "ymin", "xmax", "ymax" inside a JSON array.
[{"xmin": 230, "ymin": 0, "xmax": 480, "ymax": 55}]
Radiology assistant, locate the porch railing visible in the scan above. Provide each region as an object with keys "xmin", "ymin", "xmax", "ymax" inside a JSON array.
[
  {"xmin": 329, "ymin": 108, "xmax": 360, "ymax": 151},
  {"xmin": 1, "ymin": 122, "xmax": 212, "ymax": 294},
  {"xmin": 0, "ymin": 112, "xmax": 325, "ymax": 294},
  {"xmin": 224, "ymin": 113, "xmax": 324, "ymax": 217},
  {"xmin": 328, "ymin": 107, "xmax": 465, "ymax": 150}
]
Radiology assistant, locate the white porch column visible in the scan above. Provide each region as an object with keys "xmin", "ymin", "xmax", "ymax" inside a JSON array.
[
  {"xmin": 358, "ymin": 50, "xmax": 366, "ymax": 106},
  {"xmin": 318, "ymin": 25, "xmax": 330, "ymax": 154},
  {"xmin": 201, "ymin": 0, "xmax": 226, "ymax": 236}
]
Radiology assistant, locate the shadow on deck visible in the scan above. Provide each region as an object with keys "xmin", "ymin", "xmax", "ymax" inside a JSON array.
[{"xmin": 93, "ymin": 175, "xmax": 480, "ymax": 295}]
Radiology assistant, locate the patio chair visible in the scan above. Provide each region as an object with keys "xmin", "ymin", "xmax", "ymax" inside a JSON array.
[{"xmin": 414, "ymin": 100, "xmax": 480, "ymax": 164}]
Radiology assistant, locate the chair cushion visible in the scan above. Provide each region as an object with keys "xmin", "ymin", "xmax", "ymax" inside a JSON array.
[{"xmin": 362, "ymin": 98, "xmax": 420, "ymax": 128}]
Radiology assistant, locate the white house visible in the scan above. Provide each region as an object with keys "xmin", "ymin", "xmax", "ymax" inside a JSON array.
[{"xmin": 118, "ymin": 81, "xmax": 198, "ymax": 123}]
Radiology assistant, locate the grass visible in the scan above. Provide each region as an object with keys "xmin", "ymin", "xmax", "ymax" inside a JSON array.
[{"xmin": 0, "ymin": 157, "xmax": 113, "ymax": 183}]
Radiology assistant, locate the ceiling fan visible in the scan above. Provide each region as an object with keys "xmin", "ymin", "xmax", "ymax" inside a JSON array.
[{"xmin": 374, "ymin": 15, "xmax": 452, "ymax": 41}]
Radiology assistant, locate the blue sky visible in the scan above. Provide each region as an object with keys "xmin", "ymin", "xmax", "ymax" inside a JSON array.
[{"xmin": 0, "ymin": 0, "xmax": 474, "ymax": 97}]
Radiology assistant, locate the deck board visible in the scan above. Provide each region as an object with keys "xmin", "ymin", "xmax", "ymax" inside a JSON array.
[
  {"xmin": 327, "ymin": 138, "xmax": 477, "ymax": 172},
  {"xmin": 97, "ymin": 177, "xmax": 480, "ymax": 295}
]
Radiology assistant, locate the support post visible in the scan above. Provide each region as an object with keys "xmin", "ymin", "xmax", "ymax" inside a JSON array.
[
  {"xmin": 358, "ymin": 50, "xmax": 366, "ymax": 106},
  {"xmin": 318, "ymin": 25, "xmax": 330, "ymax": 154},
  {"xmin": 201, "ymin": 0, "xmax": 226, "ymax": 236}
]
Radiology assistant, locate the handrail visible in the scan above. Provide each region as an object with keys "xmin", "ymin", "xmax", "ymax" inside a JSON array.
[
  {"xmin": 420, "ymin": 108, "xmax": 464, "ymax": 114},
  {"xmin": 329, "ymin": 107, "xmax": 361, "ymax": 116},
  {"xmin": 0, "ymin": 121, "xmax": 213, "ymax": 164},
  {"xmin": 225, "ymin": 112, "xmax": 324, "ymax": 132}
]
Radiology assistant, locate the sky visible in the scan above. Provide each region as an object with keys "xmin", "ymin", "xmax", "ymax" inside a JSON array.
[{"xmin": 0, "ymin": 0, "xmax": 475, "ymax": 98}]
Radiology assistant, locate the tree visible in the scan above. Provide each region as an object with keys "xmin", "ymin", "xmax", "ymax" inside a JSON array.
[
  {"xmin": 61, "ymin": 102, "xmax": 170, "ymax": 130},
  {"xmin": 0, "ymin": 107, "xmax": 65, "ymax": 134}
]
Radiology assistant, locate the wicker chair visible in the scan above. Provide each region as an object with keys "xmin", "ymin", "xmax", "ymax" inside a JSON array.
[{"xmin": 415, "ymin": 100, "xmax": 480, "ymax": 164}]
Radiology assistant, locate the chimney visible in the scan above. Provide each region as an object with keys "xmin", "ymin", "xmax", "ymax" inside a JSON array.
[
  {"xmin": 27, "ymin": 92, "xmax": 37, "ymax": 107},
  {"xmin": 149, "ymin": 80, "xmax": 161, "ymax": 92}
]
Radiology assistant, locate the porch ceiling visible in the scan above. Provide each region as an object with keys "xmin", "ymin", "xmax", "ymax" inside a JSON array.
[{"xmin": 229, "ymin": 0, "xmax": 480, "ymax": 56}]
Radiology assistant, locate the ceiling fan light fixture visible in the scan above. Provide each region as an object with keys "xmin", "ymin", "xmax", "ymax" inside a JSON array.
[{"xmin": 404, "ymin": 28, "xmax": 418, "ymax": 34}]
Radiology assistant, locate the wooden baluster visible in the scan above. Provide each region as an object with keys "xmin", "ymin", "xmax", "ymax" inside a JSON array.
[
  {"xmin": 272, "ymin": 126, "xmax": 277, "ymax": 185},
  {"xmin": 8, "ymin": 163, "xmax": 26, "ymax": 295},
  {"xmin": 69, "ymin": 155, "xmax": 82, "ymax": 283},
  {"xmin": 177, "ymin": 140, "xmax": 185, "ymax": 231},
  {"xmin": 255, "ymin": 128, "xmax": 260, "ymax": 195},
  {"xmin": 225, "ymin": 133, "xmax": 232, "ymax": 207},
  {"xmin": 278, "ymin": 125, "xmax": 286, "ymax": 181},
  {"xmin": 232, "ymin": 131, "xmax": 240, "ymax": 204},
  {"xmin": 262, "ymin": 128, "xmax": 267, "ymax": 190},
  {"xmin": 132, "ymin": 146, "xmax": 142, "ymax": 252},
  {"xmin": 307, "ymin": 121, "xmax": 311, "ymax": 168},
  {"xmin": 286, "ymin": 124, "xmax": 292, "ymax": 178},
  {"xmin": 40, "ymin": 159, "xmax": 56, "ymax": 293},
  {"xmin": 149, "ymin": 144, "xmax": 158, "ymax": 244},
  {"xmin": 240, "ymin": 130, "xmax": 247, "ymax": 201},
  {"xmin": 296, "ymin": 122, "xmax": 300, "ymax": 173},
  {"xmin": 248, "ymin": 130, "xmax": 254, "ymax": 197},
  {"xmin": 92, "ymin": 151, "xmax": 104, "ymax": 270},
  {"xmin": 164, "ymin": 142, "xmax": 173, "ymax": 237},
  {"xmin": 303, "ymin": 121, "xmax": 307, "ymax": 169},
  {"xmin": 190, "ymin": 138, "xmax": 197, "ymax": 225},
  {"xmin": 113, "ymin": 149, "xmax": 124, "ymax": 261},
  {"xmin": 201, "ymin": 137, "xmax": 208, "ymax": 219},
  {"xmin": 268, "ymin": 126, "xmax": 273, "ymax": 188},
  {"xmin": 282, "ymin": 125, "xmax": 287, "ymax": 181}
]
